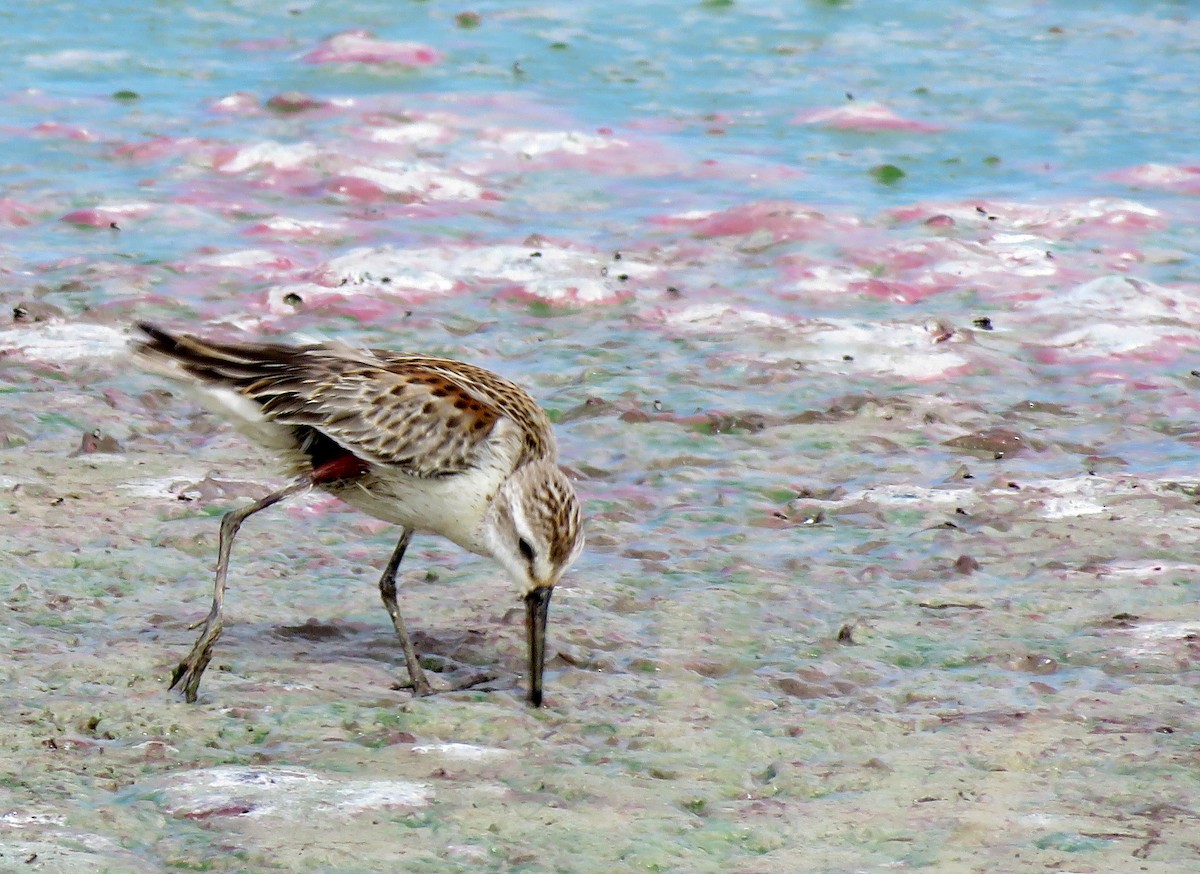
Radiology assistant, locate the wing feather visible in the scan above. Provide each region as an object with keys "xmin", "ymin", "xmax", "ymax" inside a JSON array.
[{"xmin": 135, "ymin": 323, "xmax": 555, "ymax": 479}]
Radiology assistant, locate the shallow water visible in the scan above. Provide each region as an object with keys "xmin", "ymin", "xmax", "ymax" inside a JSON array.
[{"xmin": 1, "ymin": 2, "xmax": 1200, "ymax": 871}]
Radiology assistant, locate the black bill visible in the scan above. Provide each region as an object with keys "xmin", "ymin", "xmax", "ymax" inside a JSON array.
[{"xmin": 524, "ymin": 587, "xmax": 553, "ymax": 707}]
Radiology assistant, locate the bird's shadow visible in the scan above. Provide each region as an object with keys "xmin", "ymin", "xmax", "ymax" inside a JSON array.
[
  {"xmin": 270, "ymin": 617, "xmax": 519, "ymax": 690},
  {"xmin": 157, "ymin": 613, "xmax": 536, "ymax": 700}
]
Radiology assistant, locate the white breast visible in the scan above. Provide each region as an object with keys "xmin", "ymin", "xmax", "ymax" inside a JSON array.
[
  {"xmin": 332, "ymin": 462, "xmax": 507, "ymax": 557},
  {"xmin": 331, "ymin": 418, "xmax": 523, "ymax": 556}
]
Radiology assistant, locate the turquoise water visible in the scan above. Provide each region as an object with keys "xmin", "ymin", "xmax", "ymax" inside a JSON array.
[{"xmin": 6, "ymin": 3, "xmax": 1199, "ymax": 238}]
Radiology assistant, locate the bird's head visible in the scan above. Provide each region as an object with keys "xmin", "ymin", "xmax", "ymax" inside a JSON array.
[{"xmin": 483, "ymin": 459, "xmax": 584, "ymax": 707}]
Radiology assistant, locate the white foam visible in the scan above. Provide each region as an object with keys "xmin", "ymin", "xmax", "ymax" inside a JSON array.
[
  {"xmin": 0, "ymin": 811, "xmax": 66, "ymax": 827},
  {"xmin": 26, "ymin": 49, "xmax": 129, "ymax": 70},
  {"xmin": 258, "ymin": 217, "xmax": 339, "ymax": 233},
  {"xmin": 1046, "ymin": 323, "xmax": 1199, "ymax": 357},
  {"xmin": 1123, "ymin": 163, "xmax": 1200, "ymax": 186},
  {"xmin": 341, "ymin": 162, "xmax": 483, "ymax": 200},
  {"xmin": 0, "ymin": 323, "xmax": 127, "ymax": 362},
  {"xmin": 317, "ymin": 243, "xmax": 652, "ymax": 298},
  {"xmin": 1123, "ymin": 621, "xmax": 1200, "ymax": 658},
  {"xmin": 162, "ymin": 766, "xmax": 431, "ymax": 819},
  {"xmin": 1024, "ymin": 276, "xmax": 1200, "ymax": 321},
  {"xmin": 1038, "ymin": 496, "xmax": 1108, "ymax": 519},
  {"xmin": 987, "ymin": 475, "xmax": 1143, "ymax": 519},
  {"xmin": 795, "ymin": 320, "xmax": 969, "ymax": 380},
  {"xmin": 119, "ymin": 475, "xmax": 206, "ymax": 499},
  {"xmin": 193, "ymin": 249, "xmax": 291, "ymax": 269},
  {"xmin": 366, "ymin": 122, "xmax": 450, "ymax": 145},
  {"xmin": 1093, "ymin": 561, "xmax": 1200, "ymax": 577},
  {"xmin": 841, "ymin": 485, "xmax": 971, "ymax": 506},
  {"xmin": 218, "ymin": 141, "xmax": 321, "ymax": 173},
  {"xmin": 492, "ymin": 129, "xmax": 625, "ymax": 158},
  {"xmin": 411, "ymin": 742, "xmax": 509, "ymax": 760},
  {"xmin": 665, "ymin": 303, "xmax": 790, "ymax": 331}
]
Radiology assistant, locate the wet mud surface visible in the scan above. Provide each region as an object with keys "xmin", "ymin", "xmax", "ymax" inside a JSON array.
[{"xmin": 3, "ymin": 367, "xmax": 1200, "ymax": 871}]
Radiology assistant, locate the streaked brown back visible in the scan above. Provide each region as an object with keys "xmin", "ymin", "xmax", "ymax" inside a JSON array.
[{"xmin": 136, "ymin": 323, "xmax": 557, "ymax": 478}]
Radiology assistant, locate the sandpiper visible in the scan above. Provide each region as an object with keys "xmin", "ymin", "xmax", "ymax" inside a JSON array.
[{"xmin": 134, "ymin": 322, "xmax": 584, "ymax": 707}]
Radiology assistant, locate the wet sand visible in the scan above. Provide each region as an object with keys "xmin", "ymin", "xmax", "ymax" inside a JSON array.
[{"xmin": 2, "ymin": 345, "xmax": 1198, "ymax": 871}]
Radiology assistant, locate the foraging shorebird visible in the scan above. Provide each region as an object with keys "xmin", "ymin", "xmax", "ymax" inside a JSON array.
[{"xmin": 134, "ymin": 322, "xmax": 584, "ymax": 707}]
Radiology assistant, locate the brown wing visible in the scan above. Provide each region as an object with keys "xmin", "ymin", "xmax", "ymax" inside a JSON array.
[
  {"xmin": 136, "ymin": 323, "xmax": 552, "ymax": 478},
  {"xmin": 378, "ymin": 353, "xmax": 557, "ymax": 464},
  {"xmin": 261, "ymin": 358, "xmax": 506, "ymax": 477}
]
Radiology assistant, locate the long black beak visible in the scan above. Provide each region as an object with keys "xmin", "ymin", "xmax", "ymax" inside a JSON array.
[{"xmin": 524, "ymin": 587, "xmax": 553, "ymax": 707}]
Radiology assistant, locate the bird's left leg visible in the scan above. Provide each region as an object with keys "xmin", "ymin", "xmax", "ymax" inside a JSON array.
[{"xmin": 171, "ymin": 478, "xmax": 312, "ymax": 702}]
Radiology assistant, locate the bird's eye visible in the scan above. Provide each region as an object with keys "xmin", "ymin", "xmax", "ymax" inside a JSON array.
[{"xmin": 517, "ymin": 537, "xmax": 535, "ymax": 564}]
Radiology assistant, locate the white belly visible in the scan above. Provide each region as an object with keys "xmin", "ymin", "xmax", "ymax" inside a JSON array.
[{"xmin": 329, "ymin": 464, "xmax": 504, "ymax": 557}]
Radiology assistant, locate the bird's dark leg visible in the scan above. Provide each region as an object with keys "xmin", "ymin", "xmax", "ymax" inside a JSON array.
[
  {"xmin": 171, "ymin": 478, "xmax": 312, "ymax": 702},
  {"xmin": 378, "ymin": 528, "xmax": 435, "ymax": 697},
  {"xmin": 378, "ymin": 529, "xmax": 498, "ymax": 698}
]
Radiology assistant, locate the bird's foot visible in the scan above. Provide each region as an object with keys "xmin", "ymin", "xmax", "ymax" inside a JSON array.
[
  {"xmin": 444, "ymin": 670, "xmax": 500, "ymax": 693},
  {"xmin": 169, "ymin": 611, "xmax": 223, "ymax": 703},
  {"xmin": 401, "ymin": 671, "xmax": 435, "ymax": 698},
  {"xmin": 396, "ymin": 668, "xmax": 499, "ymax": 699}
]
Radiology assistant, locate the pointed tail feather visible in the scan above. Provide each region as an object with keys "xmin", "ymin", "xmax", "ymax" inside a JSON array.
[{"xmin": 134, "ymin": 322, "xmax": 312, "ymax": 385}]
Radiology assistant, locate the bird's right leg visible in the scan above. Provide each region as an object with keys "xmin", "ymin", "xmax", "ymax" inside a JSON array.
[
  {"xmin": 378, "ymin": 530, "xmax": 500, "ymax": 698},
  {"xmin": 170, "ymin": 478, "xmax": 312, "ymax": 702},
  {"xmin": 378, "ymin": 528, "xmax": 435, "ymax": 697}
]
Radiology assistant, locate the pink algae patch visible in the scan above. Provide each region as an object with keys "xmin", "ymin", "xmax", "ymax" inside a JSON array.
[
  {"xmin": 694, "ymin": 160, "xmax": 805, "ymax": 185},
  {"xmin": 1106, "ymin": 163, "xmax": 1200, "ymax": 195},
  {"xmin": 190, "ymin": 248, "xmax": 299, "ymax": 274},
  {"xmin": 60, "ymin": 204, "xmax": 153, "ymax": 227},
  {"xmin": 885, "ymin": 198, "xmax": 1166, "ymax": 237},
  {"xmin": 244, "ymin": 216, "xmax": 346, "ymax": 240},
  {"xmin": 32, "ymin": 122, "xmax": 100, "ymax": 141},
  {"xmin": 205, "ymin": 137, "xmax": 490, "ymax": 204},
  {"xmin": 113, "ymin": 136, "xmax": 212, "ymax": 164},
  {"xmin": 792, "ymin": 102, "xmax": 946, "ymax": 133},
  {"xmin": 850, "ymin": 277, "xmax": 949, "ymax": 305},
  {"xmin": 325, "ymin": 166, "xmax": 489, "ymax": 204},
  {"xmin": 302, "ymin": 30, "xmax": 442, "ymax": 67},
  {"xmin": 324, "ymin": 174, "xmax": 395, "ymax": 202},
  {"xmin": 780, "ymin": 262, "xmax": 959, "ymax": 305},
  {"xmin": 208, "ymin": 92, "xmax": 262, "ymax": 115},
  {"xmin": 1030, "ymin": 327, "xmax": 1200, "ymax": 366},
  {"xmin": 470, "ymin": 128, "xmax": 690, "ymax": 177},
  {"xmin": 0, "ymin": 198, "xmax": 36, "ymax": 227},
  {"xmin": 659, "ymin": 201, "xmax": 858, "ymax": 243},
  {"xmin": 229, "ymin": 37, "xmax": 296, "ymax": 53}
]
